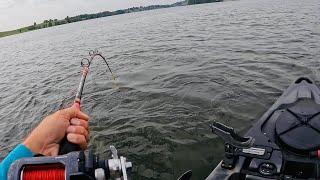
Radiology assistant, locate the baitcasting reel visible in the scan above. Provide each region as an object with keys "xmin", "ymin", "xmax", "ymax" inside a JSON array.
[{"xmin": 8, "ymin": 146, "xmax": 132, "ymax": 180}]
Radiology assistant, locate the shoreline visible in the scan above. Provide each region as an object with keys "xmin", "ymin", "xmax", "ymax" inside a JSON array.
[
  {"xmin": 0, "ymin": 2, "xmax": 187, "ymax": 39},
  {"xmin": 0, "ymin": 0, "xmax": 225, "ymax": 39}
]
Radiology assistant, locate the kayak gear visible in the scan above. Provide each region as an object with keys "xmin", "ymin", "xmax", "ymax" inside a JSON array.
[
  {"xmin": 206, "ymin": 77, "xmax": 320, "ymax": 180},
  {"xmin": 210, "ymin": 122, "xmax": 254, "ymax": 149},
  {"xmin": 8, "ymin": 146, "xmax": 132, "ymax": 180},
  {"xmin": 59, "ymin": 50, "xmax": 116, "ymax": 155}
]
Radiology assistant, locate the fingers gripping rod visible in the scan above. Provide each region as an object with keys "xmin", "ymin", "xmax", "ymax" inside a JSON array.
[{"xmin": 59, "ymin": 50, "xmax": 115, "ymax": 155}]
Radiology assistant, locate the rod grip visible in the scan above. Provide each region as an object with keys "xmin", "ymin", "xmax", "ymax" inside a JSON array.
[
  {"xmin": 58, "ymin": 102, "xmax": 82, "ymax": 155},
  {"xmin": 58, "ymin": 137, "xmax": 81, "ymax": 155}
]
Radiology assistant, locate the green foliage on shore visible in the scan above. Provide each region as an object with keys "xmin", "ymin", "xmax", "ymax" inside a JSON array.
[
  {"xmin": 0, "ymin": 19, "xmax": 69, "ymax": 38},
  {"xmin": 0, "ymin": 1, "xmax": 190, "ymax": 38},
  {"xmin": 187, "ymin": 0, "xmax": 223, "ymax": 5},
  {"xmin": 0, "ymin": 28, "xmax": 29, "ymax": 38}
]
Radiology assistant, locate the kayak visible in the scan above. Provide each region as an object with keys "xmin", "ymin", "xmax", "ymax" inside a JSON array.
[{"xmin": 206, "ymin": 77, "xmax": 320, "ymax": 179}]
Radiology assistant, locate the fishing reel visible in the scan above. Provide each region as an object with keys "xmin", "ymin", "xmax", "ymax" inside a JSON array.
[{"xmin": 8, "ymin": 146, "xmax": 132, "ymax": 180}]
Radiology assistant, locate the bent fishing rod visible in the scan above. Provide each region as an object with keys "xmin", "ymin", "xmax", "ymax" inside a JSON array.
[
  {"xmin": 59, "ymin": 50, "xmax": 116, "ymax": 155},
  {"xmin": 8, "ymin": 51, "xmax": 132, "ymax": 180}
]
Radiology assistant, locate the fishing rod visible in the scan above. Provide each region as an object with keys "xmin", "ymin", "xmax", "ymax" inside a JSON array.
[
  {"xmin": 59, "ymin": 50, "xmax": 116, "ymax": 155},
  {"xmin": 8, "ymin": 51, "xmax": 132, "ymax": 180}
]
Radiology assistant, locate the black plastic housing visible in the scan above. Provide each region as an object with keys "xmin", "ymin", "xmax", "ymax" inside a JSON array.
[{"xmin": 207, "ymin": 77, "xmax": 320, "ymax": 180}]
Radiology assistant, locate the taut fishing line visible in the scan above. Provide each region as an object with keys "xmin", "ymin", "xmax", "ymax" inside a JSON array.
[{"xmin": 59, "ymin": 50, "xmax": 118, "ymax": 110}]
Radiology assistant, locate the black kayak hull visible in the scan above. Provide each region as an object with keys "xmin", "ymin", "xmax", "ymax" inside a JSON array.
[{"xmin": 207, "ymin": 77, "xmax": 320, "ymax": 180}]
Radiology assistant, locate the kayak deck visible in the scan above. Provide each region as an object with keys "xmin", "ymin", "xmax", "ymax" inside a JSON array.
[{"xmin": 207, "ymin": 77, "xmax": 320, "ymax": 180}]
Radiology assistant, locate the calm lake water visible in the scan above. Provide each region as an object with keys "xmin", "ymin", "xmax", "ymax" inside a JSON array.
[{"xmin": 0, "ymin": 0, "xmax": 319, "ymax": 179}]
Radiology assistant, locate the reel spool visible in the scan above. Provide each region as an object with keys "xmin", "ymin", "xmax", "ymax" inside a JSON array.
[{"xmin": 22, "ymin": 164, "xmax": 65, "ymax": 180}]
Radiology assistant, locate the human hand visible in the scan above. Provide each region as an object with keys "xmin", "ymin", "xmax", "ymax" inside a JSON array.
[{"xmin": 23, "ymin": 104, "xmax": 89, "ymax": 156}]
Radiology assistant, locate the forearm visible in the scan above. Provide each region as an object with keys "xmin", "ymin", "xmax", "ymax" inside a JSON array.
[{"xmin": 0, "ymin": 144, "xmax": 34, "ymax": 180}]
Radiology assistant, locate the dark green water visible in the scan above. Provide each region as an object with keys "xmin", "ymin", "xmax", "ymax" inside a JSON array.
[{"xmin": 0, "ymin": 0, "xmax": 319, "ymax": 179}]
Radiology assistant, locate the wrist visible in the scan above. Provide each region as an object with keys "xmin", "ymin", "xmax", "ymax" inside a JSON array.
[{"xmin": 23, "ymin": 134, "xmax": 44, "ymax": 155}]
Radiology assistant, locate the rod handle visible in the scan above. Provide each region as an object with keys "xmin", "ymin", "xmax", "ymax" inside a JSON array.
[
  {"xmin": 58, "ymin": 137, "xmax": 81, "ymax": 155},
  {"xmin": 58, "ymin": 102, "xmax": 82, "ymax": 155}
]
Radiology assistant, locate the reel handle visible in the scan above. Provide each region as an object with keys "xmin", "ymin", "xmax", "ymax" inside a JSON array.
[{"xmin": 58, "ymin": 102, "xmax": 82, "ymax": 155}]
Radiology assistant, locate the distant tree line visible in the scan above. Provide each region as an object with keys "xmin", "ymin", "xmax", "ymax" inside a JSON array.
[
  {"xmin": 187, "ymin": 0, "xmax": 223, "ymax": 5},
  {"xmin": 25, "ymin": 19, "xmax": 65, "ymax": 31},
  {"xmin": 10, "ymin": 0, "xmax": 226, "ymax": 36},
  {"xmin": 23, "ymin": 4, "xmax": 182, "ymax": 32},
  {"xmin": 60, "ymin": 5, "xmax": 177, "ymax": 24}
]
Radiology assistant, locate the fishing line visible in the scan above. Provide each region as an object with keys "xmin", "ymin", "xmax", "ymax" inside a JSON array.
[
  {"xmin": 22, "ymin": 164, "xmax": 65, "ymax": 180},
  {"xmin": 83, "ymin": 50, "xmax": 117, "ymax": 89},
  {"xmin": 58, "ymin": 50, "xmax": 118, "ymax": 110}
]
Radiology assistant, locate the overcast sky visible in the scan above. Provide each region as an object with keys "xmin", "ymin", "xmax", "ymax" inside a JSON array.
[{"xmin": 0, "ymin": 0, "xmax": 178, "ymax": 31}]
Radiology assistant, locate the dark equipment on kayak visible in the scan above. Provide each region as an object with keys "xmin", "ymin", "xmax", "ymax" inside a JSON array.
[
  {"xmin": 206, "ymin": 77, "xmax": 320, "ymax": 180},
  {"xmin": 59, "ymin": 50, "xmax": 116, "ymax": 155},
  {"xmin": 8, "ymin": 146, "xmax": 132, "ymax": 180}
]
